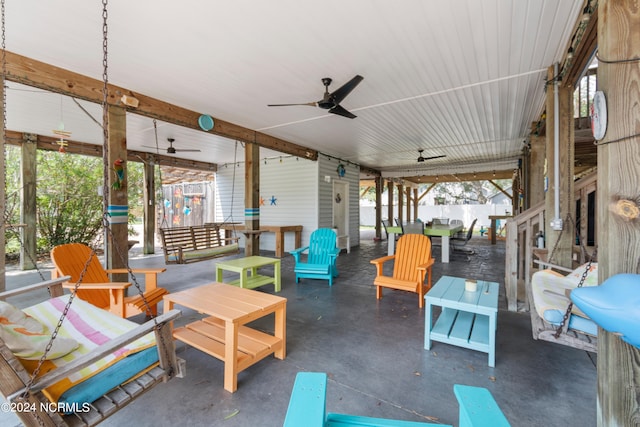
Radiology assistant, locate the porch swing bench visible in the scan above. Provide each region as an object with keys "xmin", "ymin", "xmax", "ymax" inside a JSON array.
[
  {"xmin": 159, "ymin": 224, "xmax": 239, "ymax": 264},
  {"xmin": 0, "ymin": 277, "xmax": 184, "ymax": 427},
  {"xmin": 526, "ymin": 261, "xmax": 599, "ymax": 352}
]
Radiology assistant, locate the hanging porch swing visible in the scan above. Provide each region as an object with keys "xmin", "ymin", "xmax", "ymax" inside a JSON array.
[{"xmin": 0, "ymin": 1, "xmax": 184, "ymax": 425}]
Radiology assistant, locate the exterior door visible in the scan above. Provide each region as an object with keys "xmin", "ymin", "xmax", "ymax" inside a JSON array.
[{"xmin": 332, "ymin": 181, "xmax": 349, "ymax": 251}]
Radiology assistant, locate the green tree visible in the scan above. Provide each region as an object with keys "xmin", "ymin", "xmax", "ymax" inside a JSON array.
[
  {"xmin": 4, "ymin": 146, "xmax": 147, "ymax": 256},
  {"xmin": 36, "ymin": 151, "xmax": 104, "ymax": 247}
]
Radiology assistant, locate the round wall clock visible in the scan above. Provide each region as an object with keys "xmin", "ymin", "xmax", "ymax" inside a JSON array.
[{"xmin": 590, "ymin": 91, "xmax": 607, "ymax": 140}]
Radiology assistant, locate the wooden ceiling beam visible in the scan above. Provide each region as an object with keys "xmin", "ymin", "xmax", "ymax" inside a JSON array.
[
  {"xmin": 5, "ymin": 130, "xmax": 218, "ymax": 172},
  {"xmin": 404, "ymin": 169, "xmax": 513, "ymax": 184},
  {"xmin": 4, "ymin": 51, "xmax": 318, "ymax": 162}
]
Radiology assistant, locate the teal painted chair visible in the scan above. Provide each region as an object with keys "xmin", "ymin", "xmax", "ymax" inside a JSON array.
[
  {"xmin": 284, "ymin": 372, "xmax": 510, "ymax": 427},
  {"xmin": 290, "ymin": 228, "xmax": 340, "ymax": 286}
]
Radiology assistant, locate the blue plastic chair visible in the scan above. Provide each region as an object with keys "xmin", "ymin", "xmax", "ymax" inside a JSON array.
[
  {"xmin": 284, "ymin": 372, "xmax": 510, "ymax": 427},
  {"xmin": 571, "ymin": 273, "xmax": 640, "ymax": 349},
  {"xmin": 289, "ymin": 228, "xmax": 340, "ymax": 286}
]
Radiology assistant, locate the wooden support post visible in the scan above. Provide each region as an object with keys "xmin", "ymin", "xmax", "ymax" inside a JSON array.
[
  {"xmin": 106, "ymin": 105, "xmax": 129, "ymax": 280},
  {"xmin": 528, "ymin": 134, "xmax": 546, "ymax": 207},
  {"xmin": 597, "ymin": 1, "xmax": 640, "ymax": 424},
  {"xmin": 245, "ymin": 142, "xmax": 260, "ymax": 256},
  {"xmin": 374, "ymin": 176, "xmax": 382, "ymax": 240},
  {"xmin": 143, "ymin": 157, "xmax": 156, "ymax": 254},
  {"xmin": 405, "ymin": 186, "xmax": 412, "ymax": 222},
  {"xmin": 387, "ymin": 180, "xmax": 393, "ymax": 225},
  {"xmin": 20, "ymin": 133, "xmax": 37, "ymax": 270},
  {"xmin": 544, "ymin": 65, "xmax": 574, "ymax": 268},
  {"xmin": 413, "ymin": 188, "xmax": 419, "ymax": 221},
  {"xmin": 396, "ymin": 183, "xmax": 404, "ymax": 226}
]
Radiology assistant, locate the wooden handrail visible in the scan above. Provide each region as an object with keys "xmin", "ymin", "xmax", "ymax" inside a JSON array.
[{"xmin": 503, "ymin": 170, "xmax": 597, "ymax": 312}]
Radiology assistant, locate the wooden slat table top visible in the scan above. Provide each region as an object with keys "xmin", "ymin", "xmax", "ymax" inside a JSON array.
[
  {"xmin": 423, "ymin": 224, "xmax": 463, "ymax": 237},
  {"xmin": 216, "ymin": 256, "xmax": 279, "ymax": 271},
  {"xmin": 425, "ymin": 276, "xmax": 498, "ymax": 314},
  {"xmin": 219, "ymin": 224, "xmax": 302, "ymax": 232},
  {"xmin": 164, "ymin": 282, "xmax": 286, "ymax": 323}
]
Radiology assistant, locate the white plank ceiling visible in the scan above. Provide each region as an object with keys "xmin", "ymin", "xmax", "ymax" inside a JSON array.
[{"xmin": 4, "ymin": 0, "xmax": 584, "ymax": 179}]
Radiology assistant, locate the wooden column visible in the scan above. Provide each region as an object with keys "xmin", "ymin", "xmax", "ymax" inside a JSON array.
[
  {"xmin": 387, "ymin": 180, "xmax": 393, "ymax": 224},
  {"xmin": 597, "ymin": 1, "xmax": 640, "ymax": 424},
  {"xmin": 529, "ymin": 133, "xmax": 546, "ymax": 207},
  {"xmin": 105, "ymin": 105, "xmax": 129, "ymax": 277},
  {"xmin": 244, "ymin": 142, "xmax": 260, "ymax": 256},
  {"xmin": 544, "ymin": 65, "xmax": 574, "ymax": 268},
  {"xmin": 405, "ymin": 186, "xmax": 412, "ymax": 222},
  {"xmin": 396, "ymin": 183, "xmax": 404, "ymax": 225},
  {"xmin": 374, "ymin": 176, "xmax": 382, "ymax": 240},
  {"xmin": 413, "ymin": 188, "xmax": 419, "ymax": 221},
  {"xmin": 143, "ymin": 158, "xmax": 156, "ymax": 254},
  {"xmin": 20, "ymin": 133, "xmax": 37, "ymax": 270}
]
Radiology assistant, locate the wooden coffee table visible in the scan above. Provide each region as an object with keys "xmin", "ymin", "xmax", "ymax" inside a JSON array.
[
  {"xmin": 164, "ymin": 283, "xmax": 286, "ymax": 392},
  {"xmin": 424, "ymin": 276, "xmax": 499, "ymax": 367},
  {"xmin": 216, "ymin": 255, "xmax": 281, "ymax": 292}
]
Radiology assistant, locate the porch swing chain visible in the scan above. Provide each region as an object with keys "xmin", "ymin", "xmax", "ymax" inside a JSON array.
[
  {"xmin": 551, "ymin": 131, "xmax": 597, "ymax": 338},
  {"xmin": 95, "ymin": 1, "xmax": 173, "ymax": 374},
  {"xmin": 95, "ymin": 1, "xmax": 171, "ymax": 367},
  {"xmin": 554, "ymin": 245, "xmax": 597, "ymax": 339}
]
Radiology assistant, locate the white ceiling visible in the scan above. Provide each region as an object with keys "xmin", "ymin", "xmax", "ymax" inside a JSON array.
[{"xmin": 5, "ymin": 0, "xmax": 584, "ymax": 179}]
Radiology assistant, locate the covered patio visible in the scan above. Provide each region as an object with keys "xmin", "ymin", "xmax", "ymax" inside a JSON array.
[
  {"xmin": 2, "ymin": 1, "xmax": 639, "ymax": 425},
  {"xmin": 2, "ymin": 232, "xmax": 596, "ymax": 426}
]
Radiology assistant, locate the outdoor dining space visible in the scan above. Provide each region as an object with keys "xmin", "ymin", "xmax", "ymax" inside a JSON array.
[{"xmin": 2, "ymin": 230, "xmax": 597, "ymax": 427}]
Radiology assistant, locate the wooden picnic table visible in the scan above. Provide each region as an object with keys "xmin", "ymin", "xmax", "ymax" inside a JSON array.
[{"xmin": 220, "ymin": 224, "xmax": 302, "ymax": 257}]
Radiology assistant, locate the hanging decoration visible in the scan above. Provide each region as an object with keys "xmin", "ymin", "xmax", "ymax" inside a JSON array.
[
  {"xmin": 52, "ymin": 96, "xmax": 71, "ymax": 153},
  {"xmin": 270, "ymin": 195, "xmax": 278, "ymax": 206},
  {"xmin": 259, "ymin": 196, "xmax": 265, "ymax": 206},
  {"xmin": 336, "ymin": 163, "xmax": 346, "ymax": 177},
  {"xmin": 111, "ymin": 158, "xmax": 125, "ymax": 190}
]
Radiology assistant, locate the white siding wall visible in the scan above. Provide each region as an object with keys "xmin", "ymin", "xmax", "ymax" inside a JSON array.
[{"xmin": 215, "ymin": 154, "xmax": 318, "ymax": 252}]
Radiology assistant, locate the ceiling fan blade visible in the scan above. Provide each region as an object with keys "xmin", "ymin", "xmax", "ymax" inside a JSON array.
[
  {"xmin": 142, "ymin": 145, "xmax": 161, "ymax": 150},
  {"xmin": 267, "ymin": 102, "xmax": 317, "ymax": 107},
  {"xmin": 330, "ymin": 75, "xmax": 364, "ymax": 105},
  {"xmin": 328, "ymin": 104, "xmax": 357, "ymax": 119},
  {"xmin": 175, "ymin": 149, "xmax": 201, "ymax": 152},
  {"xmin": 422, "ymin": 155, "xmax": 446, "ymax": 161}
]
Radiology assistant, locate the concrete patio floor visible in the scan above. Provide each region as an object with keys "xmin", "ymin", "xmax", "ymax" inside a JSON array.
[{"xmin": 2, "ymin": 230, "xmax": 597, "ymax": 426}]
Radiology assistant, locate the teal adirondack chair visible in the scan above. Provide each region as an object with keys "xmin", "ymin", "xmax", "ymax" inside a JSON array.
[{"xmin": 290, "ymin": 228, "xmax": 340, "ymax": 286}]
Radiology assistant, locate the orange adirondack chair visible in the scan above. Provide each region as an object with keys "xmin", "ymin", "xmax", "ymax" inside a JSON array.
[
  {"xmin": 50, "ymin": 243, "xmax": 168, "ymax": 318},
  {"xmin": 370, "ymin": 233, "xmax": 435, "ymax": 308}
]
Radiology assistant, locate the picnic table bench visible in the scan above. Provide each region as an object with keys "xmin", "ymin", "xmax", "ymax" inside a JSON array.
[{"xmin": 159, "ymin": 224, "xmax": 239, "ymax": 264}]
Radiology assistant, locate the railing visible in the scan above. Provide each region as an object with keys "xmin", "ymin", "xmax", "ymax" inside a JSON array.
[{"xmin": 504, "ymin": 170, "xmax": 597, "ymax": 312}]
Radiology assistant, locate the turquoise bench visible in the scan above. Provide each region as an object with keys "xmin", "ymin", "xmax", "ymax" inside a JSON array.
[{"xmin": 283, "ymin": 372, "xmax": 510, "ymax": 427}]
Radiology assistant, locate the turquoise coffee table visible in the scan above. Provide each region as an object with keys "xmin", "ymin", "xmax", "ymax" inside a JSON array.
[{"xmin": 425, "ymin": 276, "xmax": 499, "ymax": 367}]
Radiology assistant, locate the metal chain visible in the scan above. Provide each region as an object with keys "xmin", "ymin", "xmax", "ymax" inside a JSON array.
[
  {"xmin": 101, "ymin": 0, "xmax": 110, "ymax": 222},
  {"xmin": 102, "ymin": 219, "xmax": 173, "ymax": 376},
  {"xmin": 1, "ymin": 0, "xmax": 7, "ymax": 232},
  {"xmin": 553, "ymin": 246, "xmax": 598, "ymax": 338},
  {"xmin": 96, "ymin": 0, "xmax": 171, "ymax": 375}
]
